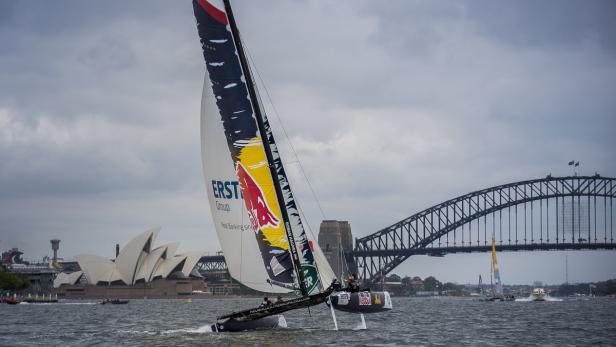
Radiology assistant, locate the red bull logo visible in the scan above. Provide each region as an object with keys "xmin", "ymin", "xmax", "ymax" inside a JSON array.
[{"xmin": 236, "ymin": 162, "xmax": 280, "ymax": 231}]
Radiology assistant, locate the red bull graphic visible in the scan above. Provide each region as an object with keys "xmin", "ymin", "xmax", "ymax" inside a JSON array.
[
  {"xmin": 236, "ymin": 162, "xmax": 280, "ymax": 230},
  {"xmin": 193, "ymin": 0, "xmax": 322, "ymax": 294},
  {"xmin": 194, "ymin": 0, "xmax": 295, "ymax": 287}
]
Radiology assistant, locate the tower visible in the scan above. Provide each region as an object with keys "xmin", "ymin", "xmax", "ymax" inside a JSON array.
[
  {"xmin": 50, "ymin": 239, "xmax": 60, "ymax": 261},
  {"xmin": 318, "ymin": 220, "xmax": 353, "ymax": 279}
]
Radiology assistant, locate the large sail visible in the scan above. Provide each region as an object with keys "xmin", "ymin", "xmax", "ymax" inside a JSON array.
[
  {"xmin": 491, "ymin": 238, "xmax": 503, "ymax": 298},
  {"xmin": 201, "ymin": 73, "xmax": 289, "ymax": 293},
  {"xmin": 194, "ymin": 0, "xmax": 326, "ymax": 294},
  {"xmin": 257, "ymin": 93, "xmax": 335, "ymax": 293},
  {"xmin": 305, "ymin": 227, "xmax": 337, "ymax": 288}
]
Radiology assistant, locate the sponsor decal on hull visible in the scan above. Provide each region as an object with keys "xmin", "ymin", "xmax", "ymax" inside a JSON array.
[
  {"xmin": 359, "ymin": 292, "xmax": 372, "ymax": 306},
  {"xmin": 374, "ymin": 294, "xmax": 382, "ymax": 305}
]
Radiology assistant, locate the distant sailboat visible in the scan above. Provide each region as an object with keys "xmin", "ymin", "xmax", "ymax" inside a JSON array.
[
  {"xmin": 192, "ymin": 0, "xmax": 391, "ymax": 331},
  {"xmin": 478, "ymin": 274, "xmax": 483, "ymax": 295},
  {"xmin": 491, "ymin": 238, "xmax": 504, "ymax": 300},
  {"xmin": 486, "ymin": 238, "xmax": 513, "ymax": 301}
]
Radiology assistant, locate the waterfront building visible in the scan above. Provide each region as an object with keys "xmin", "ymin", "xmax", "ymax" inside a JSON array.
[{"xmin": 53, "ymin": 228, "xmax": 206, "ymax": 299}]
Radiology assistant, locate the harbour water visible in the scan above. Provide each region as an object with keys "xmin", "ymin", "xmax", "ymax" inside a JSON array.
[{"xmin": 2, "ymin": 296, "xmax": 615, "ymax": 346}]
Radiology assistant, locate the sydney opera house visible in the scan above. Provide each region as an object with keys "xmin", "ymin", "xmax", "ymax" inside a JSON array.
[{"xmin": 53, "ymin": 228, "xmax": 206, "ymax": 299}]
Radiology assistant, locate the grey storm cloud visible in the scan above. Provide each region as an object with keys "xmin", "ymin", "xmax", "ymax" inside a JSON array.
[{"xmin": 0, "ymin": 0, "xmax": 614, "ymax": 284}]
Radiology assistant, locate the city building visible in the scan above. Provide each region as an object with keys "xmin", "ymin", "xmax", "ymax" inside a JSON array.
[
  {"xmin": 410, "ymin": 276, "xmax": 424, "ymax": 289},
  {"xmin": 2, "ymin": 247, "xmax": 58, "ymax": 293}
]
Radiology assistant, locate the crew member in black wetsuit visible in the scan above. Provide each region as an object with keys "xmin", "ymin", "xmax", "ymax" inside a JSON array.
[
  {"xmin": 260, "ymin": 297, "xmax": 272, "ymax": 307},
  {"xmin": 346, "ymin": 273, "xmax": 359, "ymax": 293}
]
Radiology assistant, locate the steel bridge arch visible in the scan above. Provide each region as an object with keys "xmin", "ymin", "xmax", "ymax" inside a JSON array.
[{"xmin": 352, "ymin": 175, "xmax": 615, "ymax": 284}]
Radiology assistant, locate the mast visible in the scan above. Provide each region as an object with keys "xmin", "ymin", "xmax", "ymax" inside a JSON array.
[
  {"xmin": 222, "ymin": 0, "xmax": 308, "ymax": 296},
  {"xmin": 490, "ymin": 261, "xmax": 494, "ymax": 297},
  {"xmin": 478, "ymin": 274, "xmax": 482, "ymax": 294}
]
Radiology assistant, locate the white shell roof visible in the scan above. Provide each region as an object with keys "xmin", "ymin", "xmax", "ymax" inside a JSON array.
[
  {"xmin": 67, "ymin": 228, "xmax": 203, "ymax": 285},
  {"xmin": 134, "ymin": 246, "xmax": 166, "ymax": 283},
  {"xmin": 53, "ymin": 271, "xmax": 83, "ymax": 288},
  {"xmin": 99, "ymin": 267, "xmax": 125, "ymax": 284},
  {"xmin": 162, "ymin": 242, "xmax": 180, "ymax": 259},
  {"xmin": 181, "ymin": 251, "xmax": 206, "ymax": 278},
  {"xmin": 153, "ymin": 255, "xmax": 187, "ymax": 279},
  {"xmin": 115, "ymin": 227, "xmax": 160, "ymax": 284},
  {"xmin": 75, "ymin": 255, "xmax": 125, "ymax": 285}
]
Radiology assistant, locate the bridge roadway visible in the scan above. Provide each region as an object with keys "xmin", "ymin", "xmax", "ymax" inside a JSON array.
[{"xmin": 351, "ymin": 243, "xmax": 616, "ymax": 257}]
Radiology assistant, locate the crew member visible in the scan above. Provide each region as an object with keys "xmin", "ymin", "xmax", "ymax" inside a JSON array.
[
  {"xmin": 346, "ymin": 273, "xmax": 359, "ymax": 292},
  {"xmin": 260, "ymin": 296, "xmax": 272, "ymax": 307}
]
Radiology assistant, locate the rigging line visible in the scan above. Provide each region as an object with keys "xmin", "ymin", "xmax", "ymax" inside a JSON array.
[
  {"xmin": 244, "ymin": 45, "xmax": 327, "ymax": 220},
  {"xmin": 295, "ymin": 193, "xmax": 316, "ymax": 240},
  {"xmin": 244, "ymin": 52, "xmax": 316, "ymax": 234},
  {"xmin": 240, "ymin": 42, "xmax": 329, "ymax": 291}
]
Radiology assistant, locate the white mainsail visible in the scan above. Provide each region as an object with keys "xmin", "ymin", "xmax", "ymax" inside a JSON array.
[{"xmin": 201, "ymin": 73, "xmax": 290, "ymax": 293}]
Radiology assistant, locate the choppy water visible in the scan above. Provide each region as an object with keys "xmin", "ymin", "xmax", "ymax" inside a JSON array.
[{"xmin": 2, "ymin": 296, "xmax": 615, "ymax": 346}]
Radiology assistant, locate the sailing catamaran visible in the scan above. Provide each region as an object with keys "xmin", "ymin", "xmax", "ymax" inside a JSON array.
[
  {"xmin": 488, "ymin": 238, "xmax": 504, "ymax": 301},
  {"xmin": 486, "ymin": 237, "xmax": 514, "ymax": 301},
  {"xmin": 193, "ymin": 0, "xmax": 391, "ymax": 331}
]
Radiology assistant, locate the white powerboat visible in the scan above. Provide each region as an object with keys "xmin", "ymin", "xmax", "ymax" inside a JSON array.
[{"xmin": 531, "ymin": 288, "xmax": 546, "ymax": 301}]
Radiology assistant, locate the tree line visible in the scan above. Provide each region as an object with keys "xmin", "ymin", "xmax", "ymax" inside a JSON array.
[
  {"xmin": 382, "ymin": 274, "xmax": 465, "ymax": 296},
  {"xmin": 553, "ymin": 279, "xmax": 616, "ymax": 296},
  {"xmin": 0, "ymin": 266, "xmax": 30, "ymax": 292}
]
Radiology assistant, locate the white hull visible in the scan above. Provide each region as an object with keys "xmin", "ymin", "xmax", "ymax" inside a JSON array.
[{"xmin": 530, "ymin": 288, "xmax": 546, "ymax": 301}]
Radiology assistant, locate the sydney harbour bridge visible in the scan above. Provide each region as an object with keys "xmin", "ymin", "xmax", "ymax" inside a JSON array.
[{"xmin": 199, "ymin": 175, "xmax": 615, "ymax": 285}]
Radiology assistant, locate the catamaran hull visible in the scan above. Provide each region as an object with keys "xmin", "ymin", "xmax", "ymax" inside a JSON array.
[
  {"xmin": 212, "ymin": 315, "xmax": 286, "ymax": 332},
  {"xmin": 330, "ymin": 291, "xmax": 393, "ymax": 313}
]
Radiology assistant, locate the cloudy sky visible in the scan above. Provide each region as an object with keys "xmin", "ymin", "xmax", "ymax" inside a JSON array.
[{"xmin": 1, "ymin": 0, "xmax": 615, "ymax": 285}]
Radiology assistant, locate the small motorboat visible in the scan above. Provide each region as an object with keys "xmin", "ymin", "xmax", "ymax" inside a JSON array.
[
  {"xmin": 531, "ymin": 288, "xmax": 546, "ymax": 301},
  {"xmin": 3, "ymin": 297, "xmax": 21, "ymax": 305},
  {"xmin": 100, "ymin": 298, "xmax": 129, "ymax": 305}
]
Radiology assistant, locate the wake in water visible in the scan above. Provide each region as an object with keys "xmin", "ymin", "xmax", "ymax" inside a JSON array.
[
  {"xmin": 515, "ymin": 295, "xmax": 562, "ymax": 302},
  {"xmin": 160, "ymin": 315, "xmax": 288, "ymax": 334},
  {"xmin": 161, "ymin": 325, "xmax": 213, "ymax": 334},
  {"xmin": 353, "ymin": 314, "xmax": 367, "ymax": 331},
  {"xmin": 117, "ymin": 325, "xmax": 213, "ymax": 336},
  {"xmin": 18, "ymin": 302, "xmax": 98, "ymax": 305}
]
